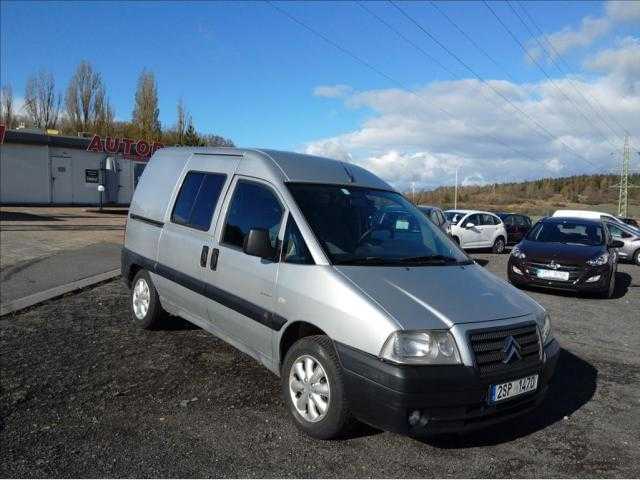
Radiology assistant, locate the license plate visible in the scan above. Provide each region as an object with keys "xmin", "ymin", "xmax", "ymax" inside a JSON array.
[
  {"xmin": 535, "ymin": 269, "xmax": 569, "ymax": 281},
  {"xmin": 489, "ymin": 374, "xmax": 538, "ymax": 403}
]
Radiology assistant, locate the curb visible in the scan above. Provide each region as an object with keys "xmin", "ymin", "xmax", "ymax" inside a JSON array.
[{"xmin": 0, "ymin": 269, "xmax": 121, "ymax": 317}]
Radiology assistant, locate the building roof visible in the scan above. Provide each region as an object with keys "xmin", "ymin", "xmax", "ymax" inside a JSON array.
[{"xmin": 3, "ymin": 129, "xmax": 91, "ymax": 149}]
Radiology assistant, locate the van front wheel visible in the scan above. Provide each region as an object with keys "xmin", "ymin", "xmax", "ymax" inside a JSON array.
[
  {"xmin": 282, "ymin": 335, "xmax": 354, "ymax": 440},
  {"xmin": 130, "ymin": 270, "xmax": 164, "ymax": 329}
]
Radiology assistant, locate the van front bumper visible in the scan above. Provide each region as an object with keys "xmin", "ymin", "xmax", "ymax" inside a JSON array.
[{"xmin": 335, "ymin": 339, "xmax": 559, "ymax": 436}]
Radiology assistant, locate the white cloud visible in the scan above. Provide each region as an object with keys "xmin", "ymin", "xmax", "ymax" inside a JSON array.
[
  {"xmin": 545, "ymin": 158, "xmax": 564, "ymax": 173},
  {"xmin": 530, "ymin": 16, "xmax": 611, "ymax": 61},
  {"xmin": 526, "ymin": 0, "xmax": 640, "ymax": 62},
  {"xmin": 605, "ymin": 0, "xmax": 640, "ymax": 23},
  {"xmin": 313, "ymin": 84, "xmax": 353, "ymax": 98},
  {"xmin": 585, "ymin": 36, "xmax": 640, "ymax": 93},
  {"xmin": 306, "ymin": 47, "xmax": 640, "ymax": 192}
]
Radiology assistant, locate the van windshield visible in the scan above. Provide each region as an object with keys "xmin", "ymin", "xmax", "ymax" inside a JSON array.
[{"xmin": 287, "ymin": 184, "xmax": 470, "ymax": 266}]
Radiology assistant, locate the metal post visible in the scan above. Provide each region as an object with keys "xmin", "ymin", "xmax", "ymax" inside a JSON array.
[{"xmin": 454, "ymin": 167, "xmax": 459, "ymax": 210}]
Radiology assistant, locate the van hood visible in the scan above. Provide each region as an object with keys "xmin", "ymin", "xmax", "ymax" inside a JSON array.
[{"xmin": 335, "ymin": 263, "xmax": 541, "ymax": 330}]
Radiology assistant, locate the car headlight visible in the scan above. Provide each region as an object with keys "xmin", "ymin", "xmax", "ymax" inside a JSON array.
[
  {"xmin": 541, "ymin": 313, "xmax": 553, "ymax": 345},
  {"xmin": 511, "ymin": 245, "xmax": 526, "ymax": 259},
  {"xmin": 586, "ymin": 252, "xmax": 609, "ymax": 266},
  {"xmin": 380, "ymin": 330, "xmax": 461, "ymax": 365}
]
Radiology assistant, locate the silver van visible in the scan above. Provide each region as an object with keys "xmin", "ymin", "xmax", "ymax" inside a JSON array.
[{"xmin": 122, "ymin": 148, "xmax": 559, "ymax": 439}]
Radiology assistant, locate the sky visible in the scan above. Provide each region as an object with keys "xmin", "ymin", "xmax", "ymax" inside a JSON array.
[{"xmin": 1, "ymin": 0, "xmax": 639, "ymax": 190}]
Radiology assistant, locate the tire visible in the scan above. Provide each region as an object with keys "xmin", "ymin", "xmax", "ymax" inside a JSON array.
[
  {"xmin": 600, "ymin": 267, "xmax": 617, "ymax": 299},
  {"xmin": 634, "ymin": 249, "xmax": 640, "ymax": 266},
  {"xmin": 492, "ymin": 236, "xmax": 506, "ymax": 254},
  {"xmin": 452, "ymin": 236, "xmax": 460, "ymax": 246},
  {"xmin": 281, "ymin": 335, "xmax": 354, "ymax": 440},
  {"xmin": 129, "ymin": 270, "xmax": 165, "ymax": 329}
]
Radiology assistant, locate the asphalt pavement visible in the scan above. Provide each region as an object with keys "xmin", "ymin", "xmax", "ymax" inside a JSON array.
[{"xmin": 1, "ymin": 253, "xmax": 638, "ymax": 478}]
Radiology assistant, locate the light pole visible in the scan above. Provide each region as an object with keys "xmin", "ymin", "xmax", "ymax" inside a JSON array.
[{"xmin": 454, "ymin": 167, "xmax": 459, "ymax": 210}]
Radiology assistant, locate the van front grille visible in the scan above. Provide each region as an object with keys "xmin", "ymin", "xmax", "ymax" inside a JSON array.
[{"xmin": 468, "ymin": 323, "xmax": 541, "ymax": 378}]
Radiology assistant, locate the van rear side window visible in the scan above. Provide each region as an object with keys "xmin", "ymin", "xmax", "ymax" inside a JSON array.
[{"xmin": 171, "ymin": 171, "xmax": 226, "ymax": 231}]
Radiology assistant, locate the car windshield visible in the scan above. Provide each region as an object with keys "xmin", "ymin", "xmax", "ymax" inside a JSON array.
[
  {"xmin": 444, "ymin": 211, "xmax": 466, "ymax": 225},
  {"xmin": 287, "ymin": 184, "xmax": 470, "ymax": 266},
  {"xmin": 526, "ymin": 220, "xmax": 605, "ymax": 246}
]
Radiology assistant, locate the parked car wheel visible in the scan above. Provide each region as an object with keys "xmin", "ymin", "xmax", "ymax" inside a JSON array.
[
  {"xmin": 492, "ymin": 237, "xmax": 506, "ymax": 254},
  {"xmin": 282, "ymin": 335, "xmax": 354, "ymax": 440},
  {"xmin": 600, "ymin": 268, "xmax": 617, "ymax": 299},
  {"xmin": 634, "ymin": 249, "xmax": 640, "ymax": 266},
  {"xmin": 452, "ymin": 236, "xmax": 460, "ymax": 246},
  {"xmin": 130, "ymin": 270, "xmax": 165, "ymax": 329}
]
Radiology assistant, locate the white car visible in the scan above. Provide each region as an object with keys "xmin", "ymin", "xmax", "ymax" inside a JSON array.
[
  {"xmin": 552, "ymin": 209, "xmax": 627, "ymax": 227},
  {"xmin": 445, "ymin": 210, "xmax": 508, "ymax": 253}
]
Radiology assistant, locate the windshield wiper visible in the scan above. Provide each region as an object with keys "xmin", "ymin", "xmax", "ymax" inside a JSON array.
[
  {"xmin": 334, "ymin": 256, "xmax": 393, "ymax": 266},
  {"xmin": 396, "ymin": 255, "xmax": 462, "ymax": 265}
]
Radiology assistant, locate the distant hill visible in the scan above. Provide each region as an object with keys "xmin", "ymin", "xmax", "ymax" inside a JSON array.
[{"xmin": 411, "ymin": 173, "xmax": 640, "ymax": 219}]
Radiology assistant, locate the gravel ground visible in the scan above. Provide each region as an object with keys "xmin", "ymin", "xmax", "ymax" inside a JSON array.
[{"xmin": 1, "ymin": 254, "xmax": 639, "ymax": 478}]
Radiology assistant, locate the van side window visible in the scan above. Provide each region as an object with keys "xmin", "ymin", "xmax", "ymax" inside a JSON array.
[
  {"xmin": 281, "ymin": 215, "xmax": 314, "ymax": 265},
  {"xmin": 171, "ymin": 172, "xmax": 226, "ymax": 231},
  {"xmin": 222, "ymin": 180, "xmax": 284, "ymax": 249}
]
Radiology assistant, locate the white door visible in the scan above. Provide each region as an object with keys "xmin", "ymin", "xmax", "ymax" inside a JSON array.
[
  {"xmin": 51, "ymin": 155, "xmax": 73, "ymax": 203},
  {"xmin": 460, "ymin": 214, "xmax": 483, "ymax": 247},
  {"xmin": 478, "ymin": 214, "xmax": 498, "ymax": 247}
]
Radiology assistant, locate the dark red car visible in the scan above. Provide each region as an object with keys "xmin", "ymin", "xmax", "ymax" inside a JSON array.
[{"xmin": 496, "ymin": 213, "xmax": 532, "ymax": 245}]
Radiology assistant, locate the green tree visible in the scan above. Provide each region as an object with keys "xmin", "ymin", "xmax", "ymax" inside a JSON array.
[{"xmin": 132, "ymin": 69, "xmax": 161, "ymax": 141}]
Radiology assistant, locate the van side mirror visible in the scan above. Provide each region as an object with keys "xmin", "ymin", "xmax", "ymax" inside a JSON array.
[
  {"xmin": 609, "ymin": 239, "xmax": 624, "ymax": 249},
  {"xmin": 243, "ymin": 228, "xmax": 276, "ymax": 259}
]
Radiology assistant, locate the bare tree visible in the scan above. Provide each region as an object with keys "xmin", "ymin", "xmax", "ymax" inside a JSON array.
[
  {"xmin": 94, "ymin": 94, "xmax": 115, "ymax": 136},
  {"xmin": 1, "ymin": 84, "xmax": 15, "ymax": 128},
  {"xmin": 65, "ymin": 60, "xmax": 112, "ymax": 135},
  {"xmin": 132, "ymin": 69, "xmax": 161, "ymax": 141},
  {"xmin": 24, "ymin": 69, "xmax": 61, "ymax": 129}
]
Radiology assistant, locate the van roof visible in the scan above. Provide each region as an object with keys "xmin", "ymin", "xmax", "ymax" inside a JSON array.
[
  {"xmin": 129, "ymin": 147, "xmax": 393, "ymax": 222},
  {"xmin": 152, "ymin": 147, "xmax": 392, "ymax": 189}
]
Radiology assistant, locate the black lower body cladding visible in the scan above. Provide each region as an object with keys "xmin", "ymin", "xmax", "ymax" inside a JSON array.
[{"xmin": 334, "ymin": 339, "xmax": 560, "ymax": 436}]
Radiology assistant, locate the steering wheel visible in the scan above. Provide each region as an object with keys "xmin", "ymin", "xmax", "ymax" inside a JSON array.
[{"xmin": 357, "ymin": 224, "xmax": 394, "ymax": 246}]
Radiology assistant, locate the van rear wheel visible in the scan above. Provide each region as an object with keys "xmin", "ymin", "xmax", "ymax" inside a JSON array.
[
  {"xmin": 130, "ymin": 270, "xmax": 164, "ymax": 329},
  {"xmin": 282, "ymin": 335, "xmax": 354, "ymax": 440}
]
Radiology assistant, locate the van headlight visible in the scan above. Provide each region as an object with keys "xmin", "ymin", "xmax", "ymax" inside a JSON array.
[
  {"xmin": 380, "ymin": 331, "xmax": 461, "ymax": 365},
  {"xmin": 511, "ymin": 245, "xmax": 526, "ymax": 259},
  {"xmin": 586, "ymin": 252, "xmax": 609, "ymax": 266},
  {"xmin": 541, "ymin": 313, "xmax": 553, "ymax": 345}
]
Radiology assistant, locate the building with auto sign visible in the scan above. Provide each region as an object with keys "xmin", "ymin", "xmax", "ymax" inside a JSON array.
[{"xmin": 0, "ymin": 126, "xmax": 162, "ymax": 205}]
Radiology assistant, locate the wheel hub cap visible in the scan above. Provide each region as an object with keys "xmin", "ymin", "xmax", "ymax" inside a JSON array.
[
  {"xmin": 289, "ymin": 354, "xmax": 331, "ymax": 423},
  {"xmin": 132, "ymin": 278, "xmax": 150, "ymax": 320}
]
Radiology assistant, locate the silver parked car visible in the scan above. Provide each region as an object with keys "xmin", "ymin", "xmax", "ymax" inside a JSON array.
[
  {"xmin": 418, "ymin": 205, "xmax": 451, "ymax": 235},
  {"xmin": 605, "ymin": 221, "xmax": 640, "ymax": 265},
  {"xmin": 122, "ymin": 147, "xmax": 559, "ymax": 439}
]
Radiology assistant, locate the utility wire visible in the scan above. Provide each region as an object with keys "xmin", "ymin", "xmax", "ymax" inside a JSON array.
[
  {"xmin": 427, "ymin": 0, "xmax": 518, "ymax": 85},
  {"xmin": 515, "ymin": 0, "xmax": 636, "ymax": 149},
  {"xmin": 387, "ymin": 0, "xmax": 599, "ymax": 170},
  {"xmin": 267, "ymin": 0, "xmax": 543, "ymax": 164},
  {"xmin": 483, "ymin": 0, "xmax": 624, "ymax": 157},
  {"xmin": 504, "ymin": 0, "xmax": 620, "ymax": 152},
  {"xmin": 357, "ymin": 2, "xmax": 460, "ymax": 81}
]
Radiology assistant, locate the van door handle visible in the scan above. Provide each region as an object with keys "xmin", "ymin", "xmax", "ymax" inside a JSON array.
[
  {"xmin": 210, "ymin": 248, "xmax": 219, "ymax": 270},
  {"xmin": 200, "ymin": 245, "xmax": 209, "ymax": 268}
]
